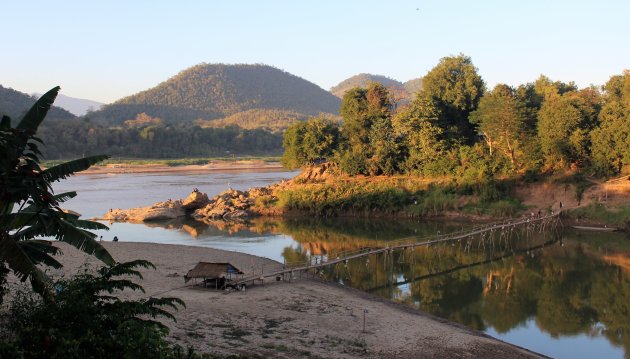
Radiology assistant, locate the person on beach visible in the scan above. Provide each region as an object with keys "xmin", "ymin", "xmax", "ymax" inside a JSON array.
[{"xmin": 113, "ymin": 236, "xmax": 119, "ymax": 242}]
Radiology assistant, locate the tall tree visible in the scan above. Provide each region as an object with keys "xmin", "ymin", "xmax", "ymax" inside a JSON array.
[
  {"xmin": 537, "ymin": 90, "xmax": 599, "ymax": 170},
  {"xmin": 337, "ymin": 83, "xmax": 395, "ymax": 175},
  {"xmin": 470, "ymin": 84, "xmax": 529, "ymax": 170},
  {"xmin": 281, "ymin": 118, "xmax": 340, "ymax": 169},
  {"xmin": 590, "ymin": 71, "xmax": 630, "ymax": 175},
  {"xmin": 421, "ymin": 54, "xmax": 486, "ymax": 144},
  {"xmin": 392, "ymin": 94, "xmax": 446, "ymax": 174}
]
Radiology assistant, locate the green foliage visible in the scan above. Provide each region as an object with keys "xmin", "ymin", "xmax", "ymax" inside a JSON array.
[
  {"xmin": 281, "ymin": 117, "xmax": 341, "ymax": 169},
  {"xmin": 393, "ymin": 94, "xmax": 446, "ymax": 174},
  {"xmin": 537, "ymin": 91, "xmax": 599, "ymax": 170},
  {"xmin": 277, "ymin": 181, "xmax": 409, "ymax": 216},
  {"xmin": 0, "ymin": 260, "xmax": 197, "ymax": 359},
  {"xmin": 421, "ymin": 54, "xmax": 486, "ymax": 143},
  {"xmin": 1, "ymin": 88, "xmax": 111, "ymax": 300},
  {"xmin": 590, "ymin": 71, "xmax": 630, "ymax": 175},
  {"xmin": 93, "ymin": 63, "xmax": 340, "ymax": 124},
  {"xmin": 36, "ymin": 119, "xmax": 283, "ymax": 159},
  {"xmin": 469, "ymin": 84, "xmax": 530, "ymax": 170},
  {"xmin": 199, "ymin": 108, "xmax": 314, "ymax": 132},
  {"xmin": 567, "ymin": 203, "xmax": 630, "ymax": 227},
  {"xmin": 331, "ymin": 73, "xmax": 411, "ymax": 104}
]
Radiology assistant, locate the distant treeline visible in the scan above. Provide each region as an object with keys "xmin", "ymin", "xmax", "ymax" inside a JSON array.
[
  {"xmin": 283, "ymin": 55, "xmax": 630, "ymax": 178},
  {"xmin": 38, "ymin": 117, "xmax": 282, "ymax": 159}
]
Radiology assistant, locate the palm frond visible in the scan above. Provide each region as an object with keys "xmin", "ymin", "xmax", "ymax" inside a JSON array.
[
  {"xmin": 19, "ymin": 240, "xmax": 63, "ymax": 268},
  {"xmin": 16, "ymin": 86, "xmax": 60, "ymax": 132},
  {"xmin": 69, "ymin": 218, "xmax": 109, "ymax": 231},
  {"xmin": 41, "ymin": 155, "xmax": 109, "ymax": 183},
  {"xmin": 0, "ymin": 233, "xmax": 51, "ymax": 293},
  {"xmin": 57, "ymin": 220, "xmax": 115, "ymax": 265},
  {"xmin": 54, "ymin": 191, "xmax": 77, "ymax": 204}
]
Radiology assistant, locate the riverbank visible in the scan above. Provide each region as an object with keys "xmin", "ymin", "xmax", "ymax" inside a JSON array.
[
  {"xmin": 98, "ymin": 164, "xmax": 630, "ymax": 228},
  {"xmin": 81, "ymin": 159, "xmax": 283, "ymax": 174},
  {"xmin": 36, "ymin": 242, "xmax": 542, "ymax": 358}
]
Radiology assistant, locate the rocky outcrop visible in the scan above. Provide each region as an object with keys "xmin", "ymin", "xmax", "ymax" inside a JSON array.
[
  {"xmin": 193, "ymin": 189, "xmax": 255, "ymax": 220},
  {"xmin": 182, "ymin": 190, "xmax": 210, "ymax": 210},
  {"xmin": 102, "ymin": 199, "xmax": 185, "ymax": 222}
]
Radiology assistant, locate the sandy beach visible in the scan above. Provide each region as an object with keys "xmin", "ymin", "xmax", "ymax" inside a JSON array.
[
  {"xmin": 19, "ymin": 242, "xmax": 545, "ymax": 358},
  {"xmin": 81, "ymin": 161, "xmax": 284, "ymax": 175}
]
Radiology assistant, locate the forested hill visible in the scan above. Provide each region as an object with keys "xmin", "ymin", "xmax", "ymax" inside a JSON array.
[
  {"xmin": 0, "ymin": 85, "xmax": 76, "ymax": 120},
  {"xmin": 330, "ymin": 73, "xmax": 423, "ymax": 103},
  {"xmin": 90, "ymin": 64, "xmax": 341, "ymax": 125},
  {"xmin": 331, "ymin": 74, "xmax": 405, "ymax": 98}
]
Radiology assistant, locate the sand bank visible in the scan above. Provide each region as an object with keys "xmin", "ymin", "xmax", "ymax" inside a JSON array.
[
  {"xmin": 81, "ymin": 161, "xmax": 283, "ymax": 175},
  {"xmin": 30, "ymin": 242, "xmax": 544, "ymax": 358}
]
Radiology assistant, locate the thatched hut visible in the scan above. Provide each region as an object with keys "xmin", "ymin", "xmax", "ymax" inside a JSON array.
[{"xmin": 184, "ymin": 262, "xmax": 244, "ymax": 289}]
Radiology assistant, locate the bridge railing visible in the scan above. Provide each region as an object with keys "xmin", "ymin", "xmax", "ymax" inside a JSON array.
[{"xmin": 282, "ymin": 212, "xmax": 559, "ymax": 270}]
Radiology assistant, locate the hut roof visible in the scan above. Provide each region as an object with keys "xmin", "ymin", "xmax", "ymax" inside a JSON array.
[{"xmin": 184, "ymin": 262, "xmax": 244, "ymax": 283}]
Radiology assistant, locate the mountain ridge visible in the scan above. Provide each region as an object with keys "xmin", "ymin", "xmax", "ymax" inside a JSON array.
[{"xmin": 91, "ymin": 63, "xmax": 340, "ymax": 125}]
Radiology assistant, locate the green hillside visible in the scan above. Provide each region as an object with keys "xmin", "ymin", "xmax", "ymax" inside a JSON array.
[
  {"xmin": 0, "ymin": 85, "xmax": 76, "ymax": 120},
  {"xmin": 91, "ymin": 64, "xmax": 340, "ymax": 124},
  {"xmin": 330, "ymin": 73, "xmax": 406, "ymax": 99}
]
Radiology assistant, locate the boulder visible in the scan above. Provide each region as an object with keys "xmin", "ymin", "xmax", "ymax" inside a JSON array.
[
  {"xmin": 182, "ymin": 190, "xmax": 210, "ymax": 210},
  {"xmin": 101, "ymin": 200, "xmax": 185, "ymax": 222}
]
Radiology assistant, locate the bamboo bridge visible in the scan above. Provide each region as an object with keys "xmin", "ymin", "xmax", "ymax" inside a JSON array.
[{"xmin": 232, "ymin": 212, "xmax": 561, "ymax": 288}]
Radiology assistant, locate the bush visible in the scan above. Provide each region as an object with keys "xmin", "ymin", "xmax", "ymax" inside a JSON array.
[{"xmin": 0, "ymin": 260, "xmax": 205, "ymax": 359}]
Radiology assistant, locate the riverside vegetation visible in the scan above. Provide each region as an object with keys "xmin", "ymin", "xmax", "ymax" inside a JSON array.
[{"xmin": 279, "ymin": 55, "xmax": 630, "ymax": 224}]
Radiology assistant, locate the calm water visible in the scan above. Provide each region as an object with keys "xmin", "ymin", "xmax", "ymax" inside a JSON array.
[{"xmin": 54, "ymin": 170, "xmax": 630, "ymax": 359}]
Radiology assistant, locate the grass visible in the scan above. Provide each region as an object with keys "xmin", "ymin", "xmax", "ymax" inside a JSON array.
[{"xmin": 567, "ymin": 203, "xmax": 630, "ymax": 227}]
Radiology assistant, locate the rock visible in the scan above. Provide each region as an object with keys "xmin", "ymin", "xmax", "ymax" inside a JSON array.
[
  {"xmin": 223, "ymin": 210, "xmax": 249, "ymax": 219},
  {"xmin": 182, "ymin": 191, "xmax": 209, "ymax": 210},
  {"xmin": 101, "ymin": 200, "xmax": 185, "ymax": 222}
]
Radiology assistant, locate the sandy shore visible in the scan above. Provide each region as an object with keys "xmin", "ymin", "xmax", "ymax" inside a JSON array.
[
  {"xmin": 81, "ymin": 160, "xmax": 284, "ymax": 175},
  {"xmin": 16, "ymin": 242, "xmax": 544, "ymax": 358}
]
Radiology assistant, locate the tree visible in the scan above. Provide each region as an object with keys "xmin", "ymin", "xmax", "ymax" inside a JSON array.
[
  {"xmin": 537, "ymin": 90, "xmax": 598, "ymax": 170},
  {"xmin": 421, "ymin": 54, "xmax": 486, "ymax": 144},
  {"xmin": 392, "ymin": 94, "xmax": 447, "ymax": 174},
  {"xmin": 337, "ymin": 83, "xmax": 396, "ymax": 175},
  {"xmin": 590, "ymin": 71, "xmax": 630, "ymax": 175},
  {"xmin": 469, "ymin": 84, "xmax": 529, "ymax": 170},
  {"xmin": 281, "ymin": 118, "xmax": 340, "ymax": 169},
  {"xmin": 0, "ymin": 87, "xmax": 112, "ymax": 301}
]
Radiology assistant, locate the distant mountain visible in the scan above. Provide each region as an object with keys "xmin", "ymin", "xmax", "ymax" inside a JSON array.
[
  {"xmin": 403, "ymin": 78, "xmax": 423, "ymax": 96},
  {"xmin": 330, "ymin": 74, "xmax": 424, "ymax": 104},
  {"xmin": 330, "ymin": 74, "xmax": 405, "ymax": 98},
  {"xmin": 33, "ymin": 93, "xmax": 103, "ymax": 116},
  {"xmin": 91, "ymin": 64, "xmax": 340, "ymax": 125},
  {"xmin": 0, "ymin": 85, "xmax": 76, "ymax": 120}
]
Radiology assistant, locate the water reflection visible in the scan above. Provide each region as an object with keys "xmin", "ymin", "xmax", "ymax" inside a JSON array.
[{"xmin": 93, "ymin": 215, "xmax": 630, "ymax": 358}]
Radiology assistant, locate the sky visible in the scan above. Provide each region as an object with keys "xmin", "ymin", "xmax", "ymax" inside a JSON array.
[{"xmin": 1, "ymin": 0, "xmax": 628, "ymax": 104}]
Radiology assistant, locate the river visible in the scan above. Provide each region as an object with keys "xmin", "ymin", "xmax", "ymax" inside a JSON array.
[{"xmin": 53, "ymin": 169, "xmax": 630, "ymax": 359}]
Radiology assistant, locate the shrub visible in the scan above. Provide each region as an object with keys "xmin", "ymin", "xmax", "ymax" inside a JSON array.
[{"xmin": 0, "ymin": 260, "xmax": 201, "ymax": 359}]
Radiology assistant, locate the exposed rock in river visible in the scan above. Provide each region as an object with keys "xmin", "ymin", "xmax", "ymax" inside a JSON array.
[
  {"xmin": 102, "ymin": 199, "xmax": 186, "ymax": 222},
  {"xmin": 182, "ymin": 190, "xmax": 210, "ymax": 210}
]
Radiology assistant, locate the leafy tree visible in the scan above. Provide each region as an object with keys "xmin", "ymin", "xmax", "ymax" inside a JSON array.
[
  {"xmin": 537, "ymin": 91, "xmax": 599, "ymax": 170},
  {"xmin": 392, "ymin": 94, "xmax": 447, "ymax": 174},
  {"xmin": 281, "ymin": 118, "xmax": 340, "ymax": 169},
  {"xmin": 421, "ymin": 54, "xmax": 486, "ymax": 144},
  {"xmin": 469, "ymin": 84, "xmax": 529, "ymax": 170},
  {"xmin": 0, "ymin": 87, "xmax": 112, "ymax": 300},
  {"xmin": 1, "ymin": 260, "xmax": 189, "ymax": 359},
  {"xmin": 337, "ymin": 83, "xmax": 396, "ymax": 175},
  {"xmin": 590, "ymin": 71, "xmax": 630, "ymax": 175}
]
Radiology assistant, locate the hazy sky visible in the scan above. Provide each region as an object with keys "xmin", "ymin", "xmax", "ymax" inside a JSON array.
[{"xmin": 1, "ymin": 0, "xmax": 628, "ymax": 103}]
